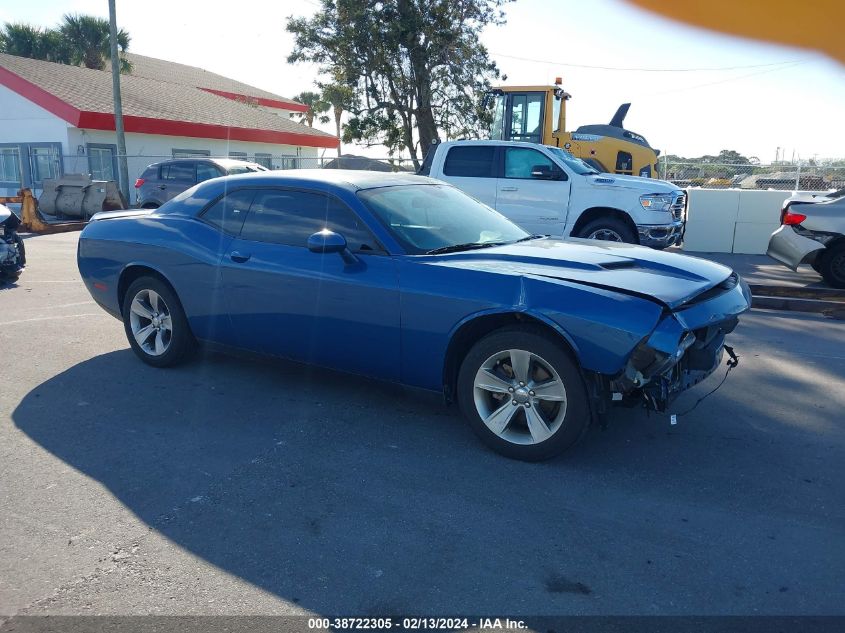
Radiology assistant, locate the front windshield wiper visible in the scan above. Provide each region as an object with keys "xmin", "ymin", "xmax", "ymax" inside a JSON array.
[
  {"xmin": 425, "ymin": 241, "xmax": 506, "ymax": 255},
  {"xmin": 513, "ymin": 234, "xmax": 549, "ymax": 243}
]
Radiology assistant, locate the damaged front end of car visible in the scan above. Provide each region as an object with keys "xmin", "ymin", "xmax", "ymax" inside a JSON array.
[{"xmin": 609, "ymin": 272, "xmax": 751, "ymax": 412}]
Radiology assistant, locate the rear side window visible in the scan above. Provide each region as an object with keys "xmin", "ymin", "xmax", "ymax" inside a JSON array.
[
  {"xmin": 239, "ymin": 189, "xmax": 379, "ymax": 252},
  {"xmin": 196, "ymin": 162, "xmax": 221, "ymax": 182},
  {"xmin": 200, "ymin": 189, "xmax": 255, "ymax": 235},
  {"xmin": 443, "ymin": 146, "xmax": 495, "ymax": 178},
  {"xmin": 161, "ymin": 162, "xmax": 195, "ymax": 181}
]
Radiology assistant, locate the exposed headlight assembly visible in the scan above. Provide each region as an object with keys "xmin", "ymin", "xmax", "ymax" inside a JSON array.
[{"xmin": 639, "ymin": 193, "xmax": 674, "ymax": 211}]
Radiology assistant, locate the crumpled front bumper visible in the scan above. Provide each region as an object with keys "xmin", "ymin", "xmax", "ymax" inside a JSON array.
[
  {"xmin": 611, "ymin": 274, "xmax": 752, "ymax": 411},
  {"xmin": 638, "ymin": 220, "xmax": 685, "ymax": 249},
  {"xmin": 767, "ymin": 225, "xmax": 826, "ymax": 270}
]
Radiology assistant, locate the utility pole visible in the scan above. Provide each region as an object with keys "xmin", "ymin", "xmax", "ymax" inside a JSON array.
[{"xmin": 108, "ymin": 0, "xmax": 129, "ymax": 204}]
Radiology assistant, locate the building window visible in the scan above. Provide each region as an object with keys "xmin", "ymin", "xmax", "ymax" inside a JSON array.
[
  {"xmin": 228, "ymin": 151, "xmax": 248, "ymax": 161},
  {"xmin": 172, "ymin": 148, "xmax": 210, "ymax": 158},
  {"xmin": 0, "ymin": 146, "xmax": 22, "ymax": 185},
  {"xmin": 254, "ymin": 153, "xmax": 273, "ymax": 169},
  {"xmin": 29, "ymin": 145, "xmax": 62, "ymax": 183},
  {"xmin": 87, "ymin": 144, "xmax": 117, "ymax": 181}
]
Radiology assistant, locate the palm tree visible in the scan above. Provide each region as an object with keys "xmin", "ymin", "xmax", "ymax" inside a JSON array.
[
  {"xmin": 59, "ymin": 14, "xmax": 131, "ymax": 72},
  {"xmin": 320, "ymin": 83, "xmax": 355, "ymax": 157},
  {"xmin": 290, "ymin": 91, "xmax": 330, "ymax": 127},
  {"xmin": 0, "ymin": 23, "xmax": 68, "ymax": 63}
]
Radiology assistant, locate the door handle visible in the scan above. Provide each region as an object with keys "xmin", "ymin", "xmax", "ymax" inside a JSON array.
[
  {"xmin": 500, "ymin": 186, "xmax": 518, "ymax": 192},
  {"xmin": 157, "ymin": 185, "xmax": 166, "ymax": 190},
  {"xmin": 230, "ymin": 251, "xmax": 251, "ymax": 263}
]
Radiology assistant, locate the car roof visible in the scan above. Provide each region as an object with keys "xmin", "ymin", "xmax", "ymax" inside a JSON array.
[
  {"xmin": 437, "ymin": 139, "xmax": 552, "ymax": 150},
  {"xmin": 147, "ymin": 157, "xmax": 262, "ymax": 168},
  {"xmin": 207, "ymin": 169, "xmax": 439, "ymax": 191}
]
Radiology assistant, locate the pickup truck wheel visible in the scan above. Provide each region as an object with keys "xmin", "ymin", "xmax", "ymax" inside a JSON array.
[
  {"xmin": 818, "ymin": 243, "xmax": 845, "ymax": 289},
  {"xmin": 122, "ymin": 277, "xmax": 195, "ymax": 367},
  {"xmin": 577, "ymin": 217, "xmax": 637, "ymax": 244},
  {"xmin": 457, "ymin": 326, "xmax": 590, "ymax": 461}
]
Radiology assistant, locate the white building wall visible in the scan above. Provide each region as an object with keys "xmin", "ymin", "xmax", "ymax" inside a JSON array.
[{"xmin": 0, "ymin": 83, "xmax": 72, "ymax": 145}]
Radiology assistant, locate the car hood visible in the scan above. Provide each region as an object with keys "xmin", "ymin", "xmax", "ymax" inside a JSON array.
[
  {"xmin": 422, "ymin": 238, "xmax": 733, "ymax": 309},
  {"xmin": 583, "ymin": 173, "xmax": 680, "ymax": 195}
]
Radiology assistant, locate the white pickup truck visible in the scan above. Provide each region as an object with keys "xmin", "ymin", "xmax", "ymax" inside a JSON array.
[{"xmin": 419, "ymin": 140, "xmax": 685, "ymax": 248}]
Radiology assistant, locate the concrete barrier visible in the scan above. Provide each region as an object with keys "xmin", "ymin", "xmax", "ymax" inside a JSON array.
[{"xmin": 681, "ymin": 188, "xmax": 807, "ymax": 254}]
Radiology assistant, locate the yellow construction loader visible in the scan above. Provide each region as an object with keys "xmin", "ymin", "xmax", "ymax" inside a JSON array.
[{"xmin": 487, "ymin": 80, "xmax": 660, "ymax": 178}]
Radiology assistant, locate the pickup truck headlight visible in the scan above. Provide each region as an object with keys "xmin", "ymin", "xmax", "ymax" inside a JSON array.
[{"xmin": 639, "ymin": 193, "xmax": 674, "ymax": 211}]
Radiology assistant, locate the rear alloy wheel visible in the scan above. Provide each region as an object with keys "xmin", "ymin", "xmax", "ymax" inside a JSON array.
[
  {"xmin": 577, "ymin": 217, "xmax": 637, "ymax": 244},
  {"xmin": 457, "ymin": 326, "xmax": 590, "ymax": 461},
  {"xmin": 122, "ymin": 276, "xmax": 194, "ymax": 367},
  {"xmin": 818, "ymin": 243, "xmax": 845, "ymax": 289}
]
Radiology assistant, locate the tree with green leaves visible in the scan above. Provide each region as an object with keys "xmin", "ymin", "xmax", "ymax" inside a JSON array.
[
  {"xmin": 291, "ymin": 90, "xmax": 331, "ymax": 127},
  {"xmin": 319, "ymin": 81, "xmax": 355, "ymax": 156},
  {"xmin": 1, "ymin": 15, "xmax": 131, "ymax": 73},
  {"xmin": 287, "ymin": 0, "xmax": 509, "ymax": 168},
  {"xmin": 59, "ymin": 14, "xmax": 131, "ymax": 72},
  {"xmin": 0, "ymin": 23, "xmax": 69, "ymax": 63}
]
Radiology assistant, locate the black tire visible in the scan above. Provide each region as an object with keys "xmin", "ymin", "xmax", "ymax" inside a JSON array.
[
  {"xmin": 122, "ymin": 276, "xmax": 195, "ymax": 367},
  {"xmin": 457, "ymin": 325, "xmax": 591, "ymax": 461},
  {"xmin": 818, "ymin": 243, "xmax": 845, "ymax": 289},
  {"xmin": 576, "ymin": 216, "xmax": 638, "ymax": 244},
  {"xmin": 810, "ymin": 258, "xmax": 823, "ymax": 274}
]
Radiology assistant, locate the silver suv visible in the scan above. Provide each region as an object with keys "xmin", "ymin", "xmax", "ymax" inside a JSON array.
[
  {"xmin": 767, "ymin": 189, "xmax": 845, "ymax": 288},
  {"xmin": 135, "ymin": 158, "xmax": 268, "ymax": 208}
]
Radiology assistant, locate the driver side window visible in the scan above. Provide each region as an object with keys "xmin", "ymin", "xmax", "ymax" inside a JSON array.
[
  {"xmin": 239, "ymin": 189, "xmax": 380, "ymax": 253},
  {"xmin": 503, "ymin": 147, "xmax": 559, "ymax": 179}
]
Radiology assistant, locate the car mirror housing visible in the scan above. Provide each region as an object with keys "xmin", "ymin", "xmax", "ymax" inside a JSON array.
[
  {"xmin": 307, "ymin": 229, "xmax": 358, "ymax": 264},
  {"xmin": 530, "ymin": 165, "xmax": 562, "ymax": 180}
]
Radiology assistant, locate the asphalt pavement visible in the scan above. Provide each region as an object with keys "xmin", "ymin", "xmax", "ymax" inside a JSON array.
[{"xmin": 1, "ymin": 233, "xmax": 844, "ymax": 617}]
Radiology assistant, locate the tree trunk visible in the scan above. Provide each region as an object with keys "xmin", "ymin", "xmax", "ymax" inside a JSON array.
[{"xmin": 334, "ymin": 105, "xmax": 342, "ymax": 157}]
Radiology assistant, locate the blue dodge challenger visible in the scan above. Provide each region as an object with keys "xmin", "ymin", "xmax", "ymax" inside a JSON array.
[{"xmin": 78, "ymin": 170, "xmax": 751, "ymax": 460}]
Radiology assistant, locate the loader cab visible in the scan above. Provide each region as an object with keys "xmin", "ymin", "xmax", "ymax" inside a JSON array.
[
  {"xmin": 489, "ymin": 86, "xmax": 567, "ymax": 145},
  {"xmin": 487, "ymin": 81, "xmax": 660, "ymax": 178}
]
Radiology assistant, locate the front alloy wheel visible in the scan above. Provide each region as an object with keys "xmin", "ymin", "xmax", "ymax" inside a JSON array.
[
  {"xmin": 473, "ymin": 349, "xmax": 568, "ymax": 445},
  {"xmin": 458, "ymin": 326, "xmax": 590, "ymax": 461}
]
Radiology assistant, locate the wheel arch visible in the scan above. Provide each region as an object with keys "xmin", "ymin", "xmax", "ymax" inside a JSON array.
[
  {"xmin": 117, "ymin": 263, "xmax": 179, "ymax": 314},
  {"xmin": 571, "ymin": 206, "xmax": 638, "ymax": 241},
  {"xmin": 441, "ymin": 309, "xmax": 582, "ymax": 403}
]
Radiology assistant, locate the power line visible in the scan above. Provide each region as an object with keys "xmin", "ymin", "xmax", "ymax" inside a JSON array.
[
  {"xmin": 643, "ymin": 60, "xmax": 805, "ymax": 96},
  {"xmin": 491, "ymin": 52, "xmax": 805, "ymax": 73}
]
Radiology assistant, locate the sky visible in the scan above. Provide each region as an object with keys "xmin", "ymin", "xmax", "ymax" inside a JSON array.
[{"xmin": 2, "ymin": 0, "xmax": 844, "ymax": 162}]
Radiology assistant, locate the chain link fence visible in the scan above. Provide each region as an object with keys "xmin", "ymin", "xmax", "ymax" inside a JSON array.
[
  {"xmin": 9, "ymin": 150, "xmax": 843, "ymax": 202},
  {"xmin": 659, "ymin": 160, "xmax": 845, "ymax": 192}
]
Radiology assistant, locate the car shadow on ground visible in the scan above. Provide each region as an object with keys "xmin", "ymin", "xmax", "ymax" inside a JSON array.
[{"xmin": 11, "ymin": 346, "xmax": 844, "ymax": 614}]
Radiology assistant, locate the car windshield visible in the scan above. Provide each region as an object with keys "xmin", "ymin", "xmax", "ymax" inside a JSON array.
[
  {"xmin": 358, "ymin": 184, "xmax": 529, "ymax": 254},
  {"xmin": 547, "ymin": 146, "xmax": 599, "ymax": 175}
]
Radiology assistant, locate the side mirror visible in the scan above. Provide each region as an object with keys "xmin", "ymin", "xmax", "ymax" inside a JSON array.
[
  {"xmin": 307, "ymin": 229, "xmax": 358, "ymax": 264},
  {"xmin": 530, "ymin": 164, "xmax": 559, "ymax": 180}
]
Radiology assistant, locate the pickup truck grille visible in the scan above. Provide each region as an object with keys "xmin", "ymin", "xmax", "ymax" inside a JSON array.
[{"xmin": 671, "ymin": 194, "xmax": 686, "ymax": 221}]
